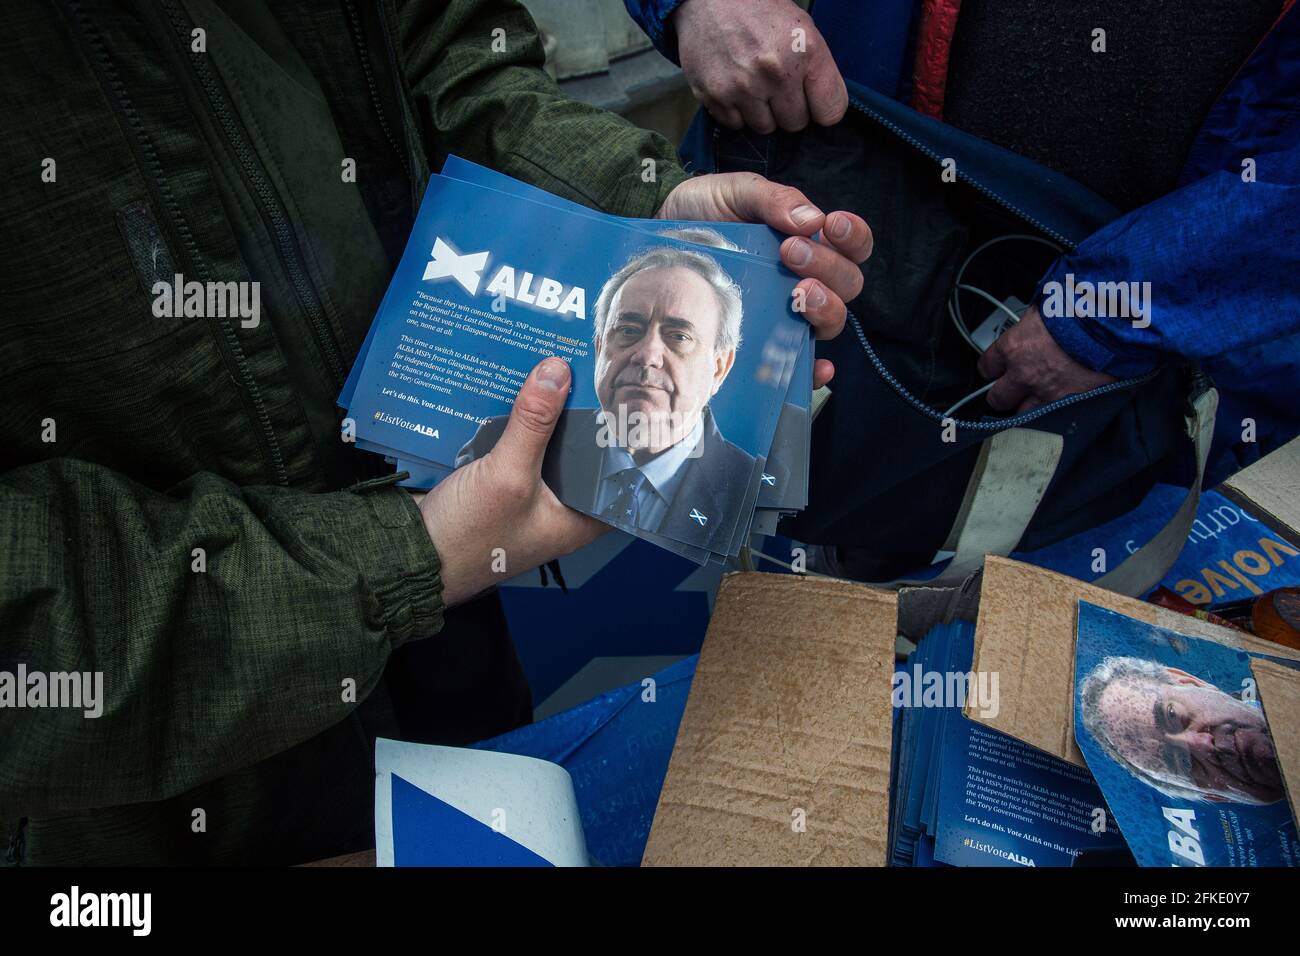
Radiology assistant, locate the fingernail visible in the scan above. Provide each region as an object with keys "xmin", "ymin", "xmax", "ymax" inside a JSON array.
[
  {"xmin": 787, "ymin": 237, "xmax": 813, "ymax": 267},
  {"xmin": 807, "ymin": 282, "xmax": 827, "ymax": 308},
  {"xmin": 535, "ymin": 357, "xmax": 569, "ymax": 391},
  {"xmin": 830, "ymin": 213, "xmax": 852, "ymax": 240},
  {"xmin": 791, "ymin": 204, "xmax": 822, "ymax": 226}
]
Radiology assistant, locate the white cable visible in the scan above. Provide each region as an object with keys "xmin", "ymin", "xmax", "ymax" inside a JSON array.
[
  {"xmin": 941, "ymin": 382, "xmax": 995, "ymax": 420},
  {"xmin": 938, "ymin": 235, "xmax": 1067, "ymax": 417},
  {"xmin": 958, "ymin": 283, "xmax": 1025, "ymax": 328},
  {"xmin": 948, "ymin": 233, "xmax": 1064, "ymax": 354}
]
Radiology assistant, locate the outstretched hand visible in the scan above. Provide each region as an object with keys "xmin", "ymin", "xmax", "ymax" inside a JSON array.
[{"xmin": 659, "ymin": 171, "xmax": 873, "ymax": 388}]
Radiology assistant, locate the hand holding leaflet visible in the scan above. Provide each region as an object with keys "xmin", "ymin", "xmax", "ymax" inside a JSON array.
[
  {"xmin": 417, "ymin": 357, "xmax": 607, "ymax": 607},
  {"xmin": 441, "ymin": 157, "xmax": 814, "ymax": 519},
  {"xmin": 342, "ymin": 168, "xmax": 811, "ymax": 563}
]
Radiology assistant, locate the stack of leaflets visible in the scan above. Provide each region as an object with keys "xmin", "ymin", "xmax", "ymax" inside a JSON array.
[
  {"xmin": 889, "ymin": 620, "xmax": 1126, "ymax": 867},
  {"xmin": 339, "ymin": 156, "xmax": 813, "ymax": 565},
  {"xmin": 1074, "ymin": 602, "xmax": 1298, "ymax": 867}
]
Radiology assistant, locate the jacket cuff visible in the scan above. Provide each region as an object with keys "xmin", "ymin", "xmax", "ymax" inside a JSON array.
[
  {"xmin": 343, "ymin": 479, "xmax": 445, "ymax": 646},
  {"xmin": 1035, "ymin": 268, "xmax": 1162, "ymax": 379},
  {"xmin": 633, "ymin": 0, "xmax": 688, "ymax": 65},
  {"xmin": 649, "ymin": 161, "xmax": 691, "ymax": 217},
  {"xmin": 579, "ymin": 147, "xmax": 689, "ymax": 219},
  {"xmin": 508, "ymin": 140, "xmax": 689, "ymax": 220}
]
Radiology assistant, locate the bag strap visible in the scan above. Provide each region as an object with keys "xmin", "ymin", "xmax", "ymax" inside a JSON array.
[
  {"xmin": 1094, "ymin": 386, "xmax": 1218, "ymax": 596},
  {"xmin": 892, "ymin": 427, "xmax": 1064, "ymax": 588},
  {"xmin": 887, "ymin": 386, "xmax": 1218, "ymax": 593}
]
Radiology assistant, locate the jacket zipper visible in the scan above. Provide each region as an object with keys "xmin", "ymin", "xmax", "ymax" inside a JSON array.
[
  {"xmin": 841, "ymin": 92, "xmax": 1160, "ymax": 431},
  {"xmin": 64, "ymin": 0, "xmax": 290, "ymax": 485},
  {"xmin": 373, "ymin": 0, "xmax": 430, "ymax": 214},
  {"xmin": 846, "ymin": 93, "xmax": 1075, "ymax": 250},
  {"xmin": 159, "ymin": 0, "xmax": 349, "ymax": 392},
  {"xmin": 344, "ymin": 0, "xmax": 413, "ymax": 187},
  {"xmin": 845, "ymin": 308, "xmax": 1160, "ymax": 432}
]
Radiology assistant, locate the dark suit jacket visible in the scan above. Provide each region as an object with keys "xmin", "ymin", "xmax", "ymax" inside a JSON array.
[{"xmin": 457, "ymin": 406, "xmax": 756, "ymax": 552}]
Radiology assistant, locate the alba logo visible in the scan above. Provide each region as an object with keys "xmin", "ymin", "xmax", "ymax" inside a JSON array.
[
  {"xmin": 423, "ymin": 237, "xmax": 489, "ymax": 294},
  {"xmin": 423, "ymin": 236, "xmax": 586, "ymax": 320}
]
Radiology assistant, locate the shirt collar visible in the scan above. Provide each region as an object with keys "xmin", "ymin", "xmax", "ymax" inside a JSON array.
[{"xmin": 599, "ymin": 413, "xmax": 706, "ymax": 499}]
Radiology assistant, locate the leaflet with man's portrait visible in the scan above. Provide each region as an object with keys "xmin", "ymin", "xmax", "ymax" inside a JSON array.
[
  {"xmin": 343, "ymin": 172, "xmax": 808, "ymax": 562},
  {"xmin": 436, "ymin": 156, "xmax": 814, "ymax": 524},
  {"xmin": 1073, "ymin": 601, "xmax": 1299, "ymax": 867}
]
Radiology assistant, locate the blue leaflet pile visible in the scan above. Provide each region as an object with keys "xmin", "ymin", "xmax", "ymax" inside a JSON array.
[
  {"xmin": 338, "ymin": 158, "xmax": 814, "ymax": 564},
  {"xmin": 889, "ymin": 620, "xmax": 1127, "ymax": 867}
]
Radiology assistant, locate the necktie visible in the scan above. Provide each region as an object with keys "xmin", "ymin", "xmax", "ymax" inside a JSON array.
[{"xmin": 600, "ymin": 468, "xmax": 646, "ymax": 526}]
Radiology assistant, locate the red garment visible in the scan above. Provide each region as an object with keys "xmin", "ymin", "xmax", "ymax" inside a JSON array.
[{"xmin": 911, "ymin": 0, "xmax": 963, "ymax": 117}]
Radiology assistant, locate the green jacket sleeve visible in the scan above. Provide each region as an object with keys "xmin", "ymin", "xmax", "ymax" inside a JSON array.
[
  {"xmin": 0, "ymin": 459, "xmax": 444, "ymax": 817},
  {"xmin": 391, "ymin": 0, "xmax": 689, "ymax": 217}
]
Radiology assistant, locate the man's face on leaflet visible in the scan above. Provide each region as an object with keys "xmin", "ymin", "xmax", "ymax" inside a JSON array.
[
  {"xmin": 595, "ymin": 266, "xmax": 735, "ymax": 455},
  {"xmin": 1094, "ymin": 666, "xmax": 1283, "ymax": 804}
]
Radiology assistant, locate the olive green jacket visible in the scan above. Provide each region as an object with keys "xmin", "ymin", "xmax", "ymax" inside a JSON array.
[{"xmin": 0, "ymin": 0, "xmax": 686, "ymax": 864}]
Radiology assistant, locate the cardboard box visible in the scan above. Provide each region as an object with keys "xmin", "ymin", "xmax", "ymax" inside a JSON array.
[
  {"xmin": 965, "ymin": 556, "xmax": 1300, "ymax": 767},
  {"xmin": 1221, "ymin": 434, "xmax": 1300, "ymax": 549},
  {"xmin": 1252, "ymin": 657, "xmax": 1300, "ymax": 827},
  {"xmin": 642, "ymin": 575, "xmax": 896, "ymax": 866},
  {"xmin": 644, "ymin": 439, "xmax": 1300, "ymax": 865}
]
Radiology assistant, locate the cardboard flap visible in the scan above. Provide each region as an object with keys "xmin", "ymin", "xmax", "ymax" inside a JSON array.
[
  {"xmin": 1221, "ymin": 434, "xmax": 1300, "ymax": 547},
  {"xmin": 642, "ymin": 572, "xmax": 897, "ymax": 866},
  {"xmin": 967, "ymin": 556, "xmax": 1300, "ymax": 766},
  {"xmin": 1250, "ymin": 658, "xmax": 1300, "ymax": 828}
]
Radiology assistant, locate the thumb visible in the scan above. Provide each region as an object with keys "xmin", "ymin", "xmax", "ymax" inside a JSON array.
[
  {"xmin": 722, "ymin": 175, "xmax": 825, "ymax": 237},
  {"xmin": 490, "ymin": 357, "xmax": 570, "ymax": 477},
  {"xmin": 805, "ymin": 48, "xmax": 848, "ymax": 127}
]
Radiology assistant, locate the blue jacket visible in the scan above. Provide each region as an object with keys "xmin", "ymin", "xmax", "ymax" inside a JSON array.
[
  {"xmin": 624, "ymin": 0, "xmax": 685, "ymax": 63},
  {"xmin": 1038, "ymin": 8, "xmax": 1300, "ymax": 482},
  {"xmin": 625, "ymin": 0, "xmax": 1300, "ymax": 484}
]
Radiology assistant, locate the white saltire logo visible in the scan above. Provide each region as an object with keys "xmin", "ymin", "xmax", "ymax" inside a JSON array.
[
  {"xmin": 760, "ymin": 473, "xmax": 776, "ymax": 486},
  {"xmin": 421, "ymin": 236, "xmax": 587, "ymax": 319},
  {"xmin": 423, "ymin": 237, "xmax": 489, "ymax": 294},
  {"xmin": 689, "ymin": 508, "xmax": 708, "ymax": 526}
]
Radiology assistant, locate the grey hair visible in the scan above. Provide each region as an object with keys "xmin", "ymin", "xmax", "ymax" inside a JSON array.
[
  {"xmin": 1079, "ymin": 655, "xmax": 1265, "ymax": 804},
  {"xmin": 655, "ymin": 226, "xmax": 742, "ymax": 253},
  {"xmin": 593, "ymin": 233, "xmax": 744, "ymax": 353}
]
